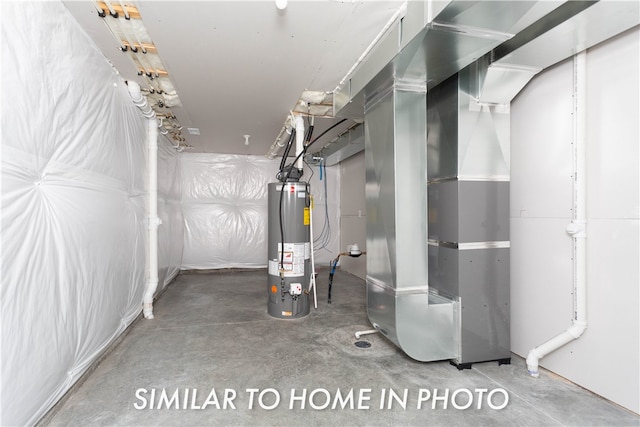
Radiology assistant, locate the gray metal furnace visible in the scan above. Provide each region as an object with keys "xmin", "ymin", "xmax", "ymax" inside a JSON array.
[
  {"xmin": 332, "ymin": 0, "xmax": 547, "ymax": 368},
  {"xmin": 327, "ymin": 0, "xmax": 637, "ymax": 370},
  {"xmin": 267, "ymin": 181, "xmax": 311, "ymax": 318}
]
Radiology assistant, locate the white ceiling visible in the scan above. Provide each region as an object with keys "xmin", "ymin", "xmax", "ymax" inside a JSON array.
[{"xmin": 63, "ymin": 0, "xmax": 406, "ymax": 155}]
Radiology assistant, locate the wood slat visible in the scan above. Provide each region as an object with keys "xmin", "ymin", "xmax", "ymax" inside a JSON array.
[
  {"xmin": 122, "ymin": 42, "xmax": 157, "ymax": 53},
  {"xmin": 97, "ymin": 2, "xmax": 141, "ymax": 19}
]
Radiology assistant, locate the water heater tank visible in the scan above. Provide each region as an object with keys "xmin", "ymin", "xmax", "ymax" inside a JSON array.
[{"xmin": 267, "ymin": 181, "xmax": 311, "ymax": 318}]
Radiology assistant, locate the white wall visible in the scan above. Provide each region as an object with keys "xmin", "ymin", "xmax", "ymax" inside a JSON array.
[
  {"xmin": 0, "ymin": 2, "xmax": 183, "ymax": 424},
  {"xmin": 511, "ymin": 27, "xmax": 639, "ymax": 414},
  {"xmin": 340, "ymin": 152, "xmax": 367, "ymax": 279},
  {"xmin": 180, "ymin": 153, "xmax": 339, "ymax": 269},
  {"xmin": 309, "ymin": 160, "xmax": 341, "ymax": 267}
]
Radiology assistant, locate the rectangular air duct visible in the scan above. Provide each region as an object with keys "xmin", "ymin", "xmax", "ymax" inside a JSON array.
[
  {"xmin": 347, "ymin": 0, "xmax": 638, "ymax": 366},
  {"xmin": 427, "ymin": 62, "xmax": 512, "ymax": 367},
  {"xmin": 334, "ymin": 1, "xmax": 574, "ymax": 119},
  {"xmin": 360, "ymin": 0, "xmax": 567, "ymax": 366},
  {"xmin": 365, "ymin": 78, "xmax": 459, "ymax": 362}
]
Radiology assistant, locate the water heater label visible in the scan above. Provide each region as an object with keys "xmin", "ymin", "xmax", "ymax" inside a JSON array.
[
  {"xmin": 303, "ymin": 208, "xmax": 310, "ymax": 225},
  {"xmin": 276, "ymin": 243, "xmax": 306, "ymax": 277}
]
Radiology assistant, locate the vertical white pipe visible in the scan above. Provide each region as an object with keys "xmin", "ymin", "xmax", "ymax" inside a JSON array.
[
  {"xmin": 294, "ymin": 115, "xmax": 304, "ymax": 171},
  {"xmin": 308, "ymin": 196, "xmax": 317, "ymax": 309},
  {"xmin": 143, "ymin": 118, "xmax": 161, "ymax": 319},
  {"xmin": 526, "ymin": 51, "xmax": 588, "ymax": 376},
  {"xmin": 127, "ymin": 81, "xmax": 154, "ymax": 118},
  {"xmin": 267, "ymin": 115, "xmax": 293, "ymax": 159},
  {"xmin": 128, "ymin": 81, "xmax": 161, "ymax": 320},
  {"xmin": 573, "ymin": 50, "xmax": 588, "ymax": 335}
]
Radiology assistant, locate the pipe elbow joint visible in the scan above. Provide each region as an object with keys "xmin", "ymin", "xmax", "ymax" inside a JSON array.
[
  {"xmin": 568, "ymin": 321, "xmax": 587, "ymax": 339},
  {"xmin": 143, "ymin": 302, "xmax": 154, "ymax": 319},
  {"xmin": 127, "ymin": 80, "xmax": 142, "ymax": 99},
  {"xmin": 526, "ymin": 350, "xmax": 540, "ymax": 378}
]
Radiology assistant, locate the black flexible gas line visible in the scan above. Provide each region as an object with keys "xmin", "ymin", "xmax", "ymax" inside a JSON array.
[
  {"xmin": 328, "ymin": 254, "xmax": 341, "ymax": 304},
  {"xmin": 278, "ymin": 182, "xmax": 285, "ymax": 272},
  {"xmin": 277, "ymin": 127, "xmax": 298, "ymax": 272},
  {"xmin": 328, "ymin": 248, "xmax": 366, "ymax": 304},
  {"xmin": 305, "ymin": 123, "xmax": 314, "ymax": 144},
  {"xmin": 279, "ymin": 128, "xmax": 296, "ymax": 173},
  {"xmin": 278, "ymin": 118, "xmax": 343, "ymax": 287},
  {"xmin": 284, "ymin": 118, "xmax": 346, "ymax": 179}
]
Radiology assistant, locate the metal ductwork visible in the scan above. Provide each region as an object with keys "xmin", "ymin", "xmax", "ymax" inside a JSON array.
[
  {"xmin": 334, "ymin": 1, "xmax": 583, "ymax": 119},
  {"xmin": 342, "ymin": 0, "xmax": 639, "ymax": 365},
  {"xmin": 360, "ymin": 0, "xmax": 564, "ymax": 364},
  {"xmin": 364, "ymin": 77, "xmax": 459, "ymax": 362},
  {"xmin": 426, "ymin": 60, "xmax": 512, "ymax": 367},
  {"xmin": 323, "ymin": 1, "xmax": 590, "ymax": 165},
  {"xmin": 306, "ymin": 124, "xmax": 364, "ymax": 167}
]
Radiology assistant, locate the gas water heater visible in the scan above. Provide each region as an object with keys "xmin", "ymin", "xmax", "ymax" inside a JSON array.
[{"xmin": 267, "ymin": 181, "xmax": 311, "ymax": 318}]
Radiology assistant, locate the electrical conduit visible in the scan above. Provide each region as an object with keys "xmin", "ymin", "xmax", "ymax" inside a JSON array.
[
  {"xmin": 526, "ymin": 51, "xmax": 588, "ymax": 377},
  {"xmin": 128, "ymin": 80, "xmax": 162, "ymax": 319}
]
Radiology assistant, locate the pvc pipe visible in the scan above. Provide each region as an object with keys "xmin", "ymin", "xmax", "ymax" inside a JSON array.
[
  {"xmin": 143, "ymin": 118, "xmax": 161, "ymax": 319},
  {"xmin": 118, "ymin": 0, "xmax": 130, "ymax": 19},
  {"xmin": 128, "ymin": 81, "xmax": 161, "ymax": 320},
  {"xmin": 266, "ymin": 115, "xmax": 293, "ymax": 159},
  {"xmin": 294, "ymin": 115, "xmax": 304, "ymax": 170},
  {"xmin": 104, "ymin": 0, "xmax": 117, "ymax": 17},
  {"xmin": 127, "ymin": 81, "xmax": 155, "ymax": 118},
  {"xmin": 526, "ymin": 51, "xmax": 588, "ymax": 377},
  {"xmin": 355, "ymin": 330, "xmax": 378, "ymax": 339},
  {"xmin": 308, "ymin": 196, "xmax": 317, "ymax": 309}
]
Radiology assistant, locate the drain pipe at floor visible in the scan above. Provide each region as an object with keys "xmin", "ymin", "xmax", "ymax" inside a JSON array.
[
  {"xmin": 127, "ymin": 81, "xmax": 162, "ymax": 320},
  {"xmin": 526, "ymin": 51, "xmax": 588, "ymax": 377}
]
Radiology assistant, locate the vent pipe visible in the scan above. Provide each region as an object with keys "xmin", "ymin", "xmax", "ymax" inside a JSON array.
[
  {"xmin": 526, "ymin": 51, "xmax": 588, "ymax": 377},
  {"xmin": 128, "ymin": 81, "xmax": 162, "ymax": 320}
]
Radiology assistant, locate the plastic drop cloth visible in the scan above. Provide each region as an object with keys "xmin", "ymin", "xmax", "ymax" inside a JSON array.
[
  {"xmin": 181, "ymin": 153, "xmax": 339, "ymax": 269},
  {"xmin": 1, "ymin": 2, "xmax": 182, "ymax": 424},
  {"xmin": 157, "ymin": 139, "xmax": 184, "ymax": 286}
]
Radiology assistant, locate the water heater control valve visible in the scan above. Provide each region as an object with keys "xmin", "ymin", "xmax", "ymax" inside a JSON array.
[{"xmin": 289, "ymin": 283, "xmax": 302, "ymax": 296}]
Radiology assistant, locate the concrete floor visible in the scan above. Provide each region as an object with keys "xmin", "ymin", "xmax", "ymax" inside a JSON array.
[{"xmin": 44, "ymin": 269, "xmax": 639, "ymax": 426}]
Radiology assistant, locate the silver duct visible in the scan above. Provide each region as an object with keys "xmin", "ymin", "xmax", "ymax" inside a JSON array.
[
  {"xmin": 359, "ymin": 0, "xmax": 564, "ymax": 364},
  {"xmin": 344, "ymin": 0, "xmax": 639, "ymax": 365},
  {"xmin": 365, "ymin": 78, "xmax": 458, "ymax": 362},
  {"xmin": 426, "ymin": 60, "xmax": 512, "ymax": 367},
  {"xmin": 334, "ymin": 1, "xmax": 578, "ymax": 119}
]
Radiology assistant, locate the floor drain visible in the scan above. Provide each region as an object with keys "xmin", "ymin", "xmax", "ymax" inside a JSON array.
[{"xmin": 354, "ymin": 341, "xmax": 371, "ymax": 348}]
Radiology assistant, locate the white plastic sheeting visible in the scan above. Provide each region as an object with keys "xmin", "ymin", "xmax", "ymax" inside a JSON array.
[
  {"xmin": 181, "ymin": 153, "xmax": 339, "ymax": 269},
  {"xmin": 0, "ymin": 2, "xmax": 182, "ymax": 425},
  {"xmin": 157, "ymin": 138, "xmax": 184, "ymax": 287}
]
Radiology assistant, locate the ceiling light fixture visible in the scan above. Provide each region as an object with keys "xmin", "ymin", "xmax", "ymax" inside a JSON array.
[{"xmin": 275, "ymin": 0, "xmax": 287, "ymax": 10}]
